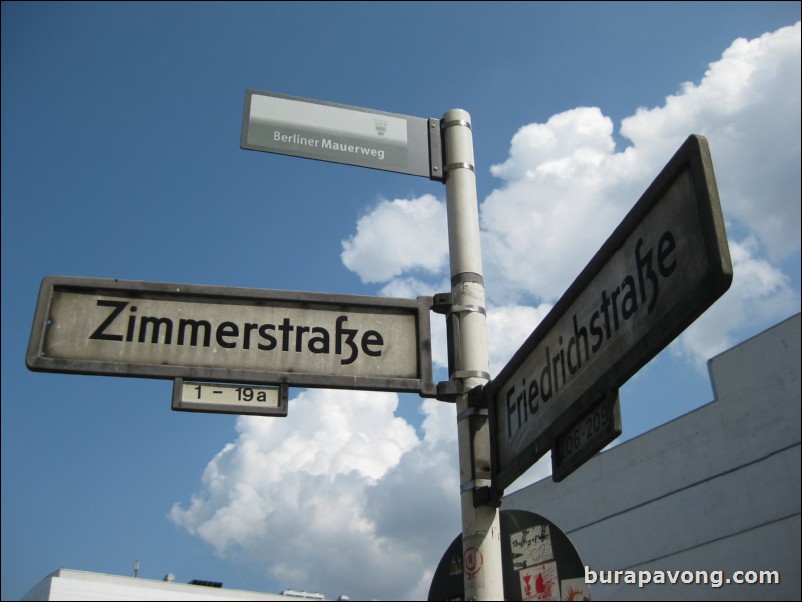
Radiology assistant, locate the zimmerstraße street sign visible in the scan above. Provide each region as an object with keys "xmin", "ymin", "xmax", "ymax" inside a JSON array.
[
  {"xmin": 27, "ymin": 277, "xmax": 436, "ymax": 397},
  {"xmin": 241, "ymin": 89, "xmax": 444, "ymax": 179},
  {"xmin": 487, "ymin": 135, "xmax": 733, "ymax": 491}
]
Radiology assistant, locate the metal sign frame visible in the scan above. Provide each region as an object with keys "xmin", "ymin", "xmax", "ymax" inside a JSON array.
[
  {"xmin": 241, "ymin": 89, "xmax": 444, "ymax": 180},
  {"xmin": 27, "ymin": 276, "xmax": 436, "ymax": 397},
  {"xmin": 487, "ymin": 135, "xmax": 733, "ymax": 492}
]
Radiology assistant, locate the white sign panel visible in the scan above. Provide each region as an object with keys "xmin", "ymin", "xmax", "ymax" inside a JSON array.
[
  {"xmin": 241, "ymin": 89, "xmax": 442, "ymax": 179},
  {"xmin": 27, "ymin": 277, "xmax": 436, "ymax": 396},
  {"xmin": 172, "ymin": 379, "xmax": 288, "ymax": 417},
  {"xmin": 511, "ymin": 524, "xmax": 554, "ymax": 570}
]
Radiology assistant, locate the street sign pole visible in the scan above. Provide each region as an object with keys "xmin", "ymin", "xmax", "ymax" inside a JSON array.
[{"xmin": 441, "ymin": 109, "xmax": 504, "ymax": 600}]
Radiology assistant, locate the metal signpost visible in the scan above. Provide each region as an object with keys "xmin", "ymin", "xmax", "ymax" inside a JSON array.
[
  {"xmin": 27, "ymin": 84, "xmax": 735, "ymax": 602},
  {"xmin": 486, "ymin": 135, "xmax": 733, "ymax": 492},
  {"xmin": 437, "ymin": 109, "xmax": 505, "ymax": 600}
]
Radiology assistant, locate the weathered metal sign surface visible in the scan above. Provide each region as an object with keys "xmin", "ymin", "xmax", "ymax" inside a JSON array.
[
  {"xmin": 27, "ymin": 277, "xmax": 436, "ymax": 396},
  {"xmin": 487, "ymin": 135, "xmax": 733, "ymax": 491},
  {"xmin": 551, "ymin": 389, "xmax": 622, "ymax": 483},
  {"xmin": 241, "ymin": 89, "xmax": 443, "ymax": 179}
]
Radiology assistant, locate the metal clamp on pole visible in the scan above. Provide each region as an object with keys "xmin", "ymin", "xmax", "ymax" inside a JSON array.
[
  {"xmin": 442, "ymin": 119, "xmax": 476, "ymax": 176},
  {"xmin": 431, "ymin": 293, "xmax": 486, "ymax": 317},
  {"xmin": 473, "ymin": 484, "xmax": 503, "ymax": 508},
  {"xmin": 446, "ymin": 162, "xmax": 476, "ymax": 174},
  {"xmin": 460, "ymin": 384, "xmax": 503, "ymax": 508},
  {"xmin": 436, "ymin": 380, "xmax": 463, "ymax": 401},
  {"xmin": 433, "ymin": 292, "xmax": 461, "ymax": 401},
  {"xmin": 460, "ymin": 478, "xmax": 502, "ymax": 508},
  {"xmin": 451, "ymin": 304, "xmax": 486, "ymax": 317},
  {"xmin": 460, "ymin": 478, "xmax": 492, "ymax": 493},
  {"xmin": 433, "ymin": 293, "xmax": 490, "ymax": 400},
  {"xmin": 457, "ymin": 407, "xmax": 489, "ymax": 423},
  {"xmin": 431, "ymin": 292, "xmax": 454, "ymax": 315},
  {"xmin": 451, "ymin": 370, "xmax": 491, "ymax": 381}
]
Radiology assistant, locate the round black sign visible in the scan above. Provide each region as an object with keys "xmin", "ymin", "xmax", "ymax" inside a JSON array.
[{"xmin": 428, "ymin": 510, "xmax": 589, "ymax": 601}]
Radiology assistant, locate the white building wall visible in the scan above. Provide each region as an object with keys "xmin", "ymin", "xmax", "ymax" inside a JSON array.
[
  {"xmin": 502, "ymin": 314, "xmax": 801, "ymax": 600},
  {"xmin": 21, "ymin": 568, "xmax": 313, "ymax": 601}
]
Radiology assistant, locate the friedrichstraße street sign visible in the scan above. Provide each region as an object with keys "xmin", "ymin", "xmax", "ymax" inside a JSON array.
[
  {"xmin": 487, "ymin": 135, "xmax": 733, "ymax": 491},
  {"xmin": 241, "ymin": 89, "xmax": 444, "ymax": 179},
  {"xmin": 27, "ymin": 277, "xmax": 436, "ymax": 396},
  {"xmin": 172, "ymin": 379, "xmax": 289, "ymax": 417}
]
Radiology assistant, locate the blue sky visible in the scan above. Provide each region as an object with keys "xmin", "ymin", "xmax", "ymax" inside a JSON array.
[{"xmin": 2, "ymin": 3, "xmax": 800, "ymax": 600}]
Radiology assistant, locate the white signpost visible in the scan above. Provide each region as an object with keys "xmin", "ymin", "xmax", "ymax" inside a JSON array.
[{"xmin": 487, "ymin": 135, "xmax": 733, "ymax": 491}]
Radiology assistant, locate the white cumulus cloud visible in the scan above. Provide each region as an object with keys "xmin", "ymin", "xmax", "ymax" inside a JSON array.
[
  {"xmin": 486, "ymin": 303, "xmax": 552, "ymax": 375},
  {"xmin": 620, "ymin": 22, "xmax": 801, "ymax": 261},
  {"xmin": 341, "ymin": 194, "xmax": 448, "ymax": 283},
  {"xmin": 170, "ymin": 390, "xmax": 459, "ymax": 601},
  {"xmin": 481, "ymin": 22, "xmax": 800, "ymax": 361},
  {"xmin": 482, "ymin": 106, "xmax": 642, "ymax": 303}
]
